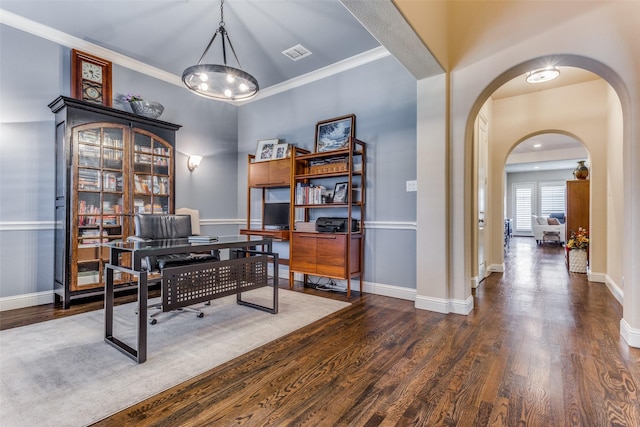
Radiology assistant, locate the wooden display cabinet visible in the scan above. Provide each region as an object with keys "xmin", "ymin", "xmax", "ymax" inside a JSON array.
[
  {"xmin": 241, "ymin": 147, "xmax": 308, "ymax": 243},
  {"xmin": 289, "ymin": 138, "xmax": 366, "ymax": 298},
  {"xmin": 49, "ymin": 96, "xmax": 180, "ymax": 308},
  {"xmin": 566, "ymin": 180, "xmax": 590, "ymax": 236}
]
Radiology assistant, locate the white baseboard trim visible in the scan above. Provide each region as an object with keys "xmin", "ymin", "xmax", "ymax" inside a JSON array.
[
  {"xmin": 488, "ymin": 263, "xmax": 505, "ymax": 273},
  {"xmin": 471, "ymin": 276, "xmax": 479, "ymax": 289},
  {"xmin": 0, "ymin": 290, "xmax": 54, "ymax": 311},
  {"xmin": 620, "ymin": 319, "xmax": 640, "ymax": 348},
  {"xmin": 414, "ymin": 294, "xmax": 474, "ymax": 315},
  {"xmin": 587, "ymin": 271, "xmax": 606, "ymax": 283},
  {"xmin": 362, "ymin": 281, "xmax": 416, "ymax": 301},
  {"xmin": 604, "ymin": 275, "xmax": 624, "ymax": 305}
]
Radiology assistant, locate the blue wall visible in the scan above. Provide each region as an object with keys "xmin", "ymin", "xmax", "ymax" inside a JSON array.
[
  {"xmin": 0, "ymin": 23, "xmax": 418, "ymax": 303},
  {"xmin": 0, "ymin": 24, "xmax": 240, "ymax": 299},
  {"xmin": 238, "ymin": 56, "xmax": 417, "ymax": 289}
]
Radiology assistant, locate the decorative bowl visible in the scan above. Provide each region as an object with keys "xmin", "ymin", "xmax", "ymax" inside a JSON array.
[{"xmin": 129, "ymin": 101, "xmax": 164, "ymax": 119}]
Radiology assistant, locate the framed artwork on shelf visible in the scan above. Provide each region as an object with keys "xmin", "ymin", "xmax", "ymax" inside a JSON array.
[
  {"xmin": 255, "ymin": 139, "xmax": 279, "ymax": 162},
  {"xmin": 333, "ymin": 182, "xmax": 349, "ymax": 203},
  {"xmin": 272, "ymin": 143, "xmax": 289, "ymax": 159},
  {"xmin": 315, "ymin": 114, "xmax": 355, "ymax": 153},
  {"xmin": 71, "ymin": 49, "xmax": 113, "ymax": 107}
]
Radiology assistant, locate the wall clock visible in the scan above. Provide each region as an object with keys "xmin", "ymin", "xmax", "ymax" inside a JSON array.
[{"xmin": 71, "ymin": 49, "xmax": 112, "ymax": 107}]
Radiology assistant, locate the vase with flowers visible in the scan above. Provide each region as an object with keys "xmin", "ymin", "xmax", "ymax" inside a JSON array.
[
  {"xmin": 123, "ymin": 93, "xmax": 164, "ymax": 119},
  {"xmin": 566, "ymin": 227, "xmax": 589, "ymax": 273}
]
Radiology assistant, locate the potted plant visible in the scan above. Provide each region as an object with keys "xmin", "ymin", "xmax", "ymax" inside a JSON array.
[{"xmin": 566, "ymin": 227, "xmax": 589, "ymax": 273}]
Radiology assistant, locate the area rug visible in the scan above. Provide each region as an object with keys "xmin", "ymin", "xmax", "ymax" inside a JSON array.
[{"xmin": 0, "ymin": 288, "xmax": 350, "ymax": 427}]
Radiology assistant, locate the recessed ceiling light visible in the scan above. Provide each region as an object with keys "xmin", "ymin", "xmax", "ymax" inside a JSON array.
[
  {"xmin": 526, "ymin": 67, "xmax": 560, "ymax": 84},
  {"xmin": 533, "ymin": 143, "xmax": 542, "ymax": 148},
  {"xmin": 534, "ymin": 166, "xmax": 540, "ymax": 169}
]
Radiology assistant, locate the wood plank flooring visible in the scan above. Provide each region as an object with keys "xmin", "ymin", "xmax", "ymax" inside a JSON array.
[{"xmin": 1, "ymin": 237, "xmax": 639, "ymax": 426}]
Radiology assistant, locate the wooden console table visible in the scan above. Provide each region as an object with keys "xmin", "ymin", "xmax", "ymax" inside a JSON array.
[{"xmin": 104, "ymin": 236, "xmax": 277, "ymax": 363}]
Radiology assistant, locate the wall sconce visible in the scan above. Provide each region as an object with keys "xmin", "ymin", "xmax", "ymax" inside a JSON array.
[{"xmin": 187, "ymin": 155, "xmax": 202, "ymax": 171}]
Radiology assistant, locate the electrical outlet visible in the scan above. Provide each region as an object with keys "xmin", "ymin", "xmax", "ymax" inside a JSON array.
[{"xmin": 406, "ymin": 180, "xmax": 417, "ymax": 192}]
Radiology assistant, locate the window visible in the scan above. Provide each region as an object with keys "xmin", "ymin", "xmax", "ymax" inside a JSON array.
[
  {"xmin": 540, "ymin": 183, "xmax": 565, "ymax": 216},
  {"xmin": 513, "ymin": 183, "xmax": 534, "ymax": 233}
]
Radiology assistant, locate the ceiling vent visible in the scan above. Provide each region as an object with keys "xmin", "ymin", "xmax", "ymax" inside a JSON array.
[{"xmin": 282, "ymin": 44, "xmax": 312, "ymax": 61}]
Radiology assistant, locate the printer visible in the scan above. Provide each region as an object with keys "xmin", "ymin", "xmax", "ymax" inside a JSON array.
[{"xmin": 316, "ymin": 217, "xmax": 359, "ymax": 233}]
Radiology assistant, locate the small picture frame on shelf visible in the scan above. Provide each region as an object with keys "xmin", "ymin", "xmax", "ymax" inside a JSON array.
[
  {"xmin": 315, "ymin": 114, "xmax": 355, "ymax": 153},
  {"xmin": 255, "ymin": 139, "xmax": 279, "ymax": 162},
  {"xmin": 272, "ymin": 143, "xmax": 289, "ymax": 160},
  {"xmin": 333, "ymin": 182, "xmax": 349, "ymax": 203}
]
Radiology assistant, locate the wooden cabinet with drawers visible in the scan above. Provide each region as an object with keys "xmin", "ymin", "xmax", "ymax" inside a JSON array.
[{"xmin": 289, "ymin": 138, "xmax": 366, "ymax": 298}]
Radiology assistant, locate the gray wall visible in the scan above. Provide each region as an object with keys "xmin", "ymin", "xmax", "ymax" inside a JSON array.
[
  {"xmin": 237, "ymin": 56, "xmax": 418, "ymax": 289},
  {"xmin": 0, "ymin": 24, "xmax": 239, "ymax": 299}
]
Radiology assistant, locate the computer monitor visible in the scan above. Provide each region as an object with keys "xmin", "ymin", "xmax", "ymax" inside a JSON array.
[{"xmin": 263, "ymin": 203, "xmax": 290, "ymax": 230}]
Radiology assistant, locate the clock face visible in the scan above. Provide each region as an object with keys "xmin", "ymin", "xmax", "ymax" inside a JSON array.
[{"xmin": 81, "ymin": 62, "xmax": 103, "ymax": 83}]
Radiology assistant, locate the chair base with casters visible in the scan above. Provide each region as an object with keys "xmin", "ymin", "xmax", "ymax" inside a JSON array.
[{"xmin": 128, "ymin": 213, "xmax": 219, "ymax": 324}]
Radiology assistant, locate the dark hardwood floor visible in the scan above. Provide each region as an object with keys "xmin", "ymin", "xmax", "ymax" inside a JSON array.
[{"xmin": 1, "ymin": 237, "xmax": 639, "ymax": 426}]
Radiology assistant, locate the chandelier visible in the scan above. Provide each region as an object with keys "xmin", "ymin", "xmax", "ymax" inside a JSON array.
[{"xmin": 182, "ymin": 0, "xmax": 259, "ymax": 101}]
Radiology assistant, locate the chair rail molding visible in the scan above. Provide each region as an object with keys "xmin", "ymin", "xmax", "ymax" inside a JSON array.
[{"xmin": 0, "ymin": 221, "xmax": 55, "ymax": 231}]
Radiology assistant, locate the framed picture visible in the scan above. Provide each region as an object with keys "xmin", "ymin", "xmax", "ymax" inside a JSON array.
[
  {"xmin": 315, "ymin": 114, "xmax": 355, "ymax": 153},
  {"xmin": 273, "ymin": 143, "xmax": 289, "ymax": 160},
  {"xmin": 333, "ymin": 182, "xmax": 349, "ymax": 203},
  {"xmin": 255, "ymin": 139, "xmax": 279, "ymax": 162}
]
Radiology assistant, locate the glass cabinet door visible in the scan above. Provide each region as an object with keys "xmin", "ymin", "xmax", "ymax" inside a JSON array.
[
  {"xmin": 132, "ymin": 129, "xmax": 172, "ymax": 215},
  {"xmin": 73, "ymin": 125, "xmax": 128, "ymax": 291}
]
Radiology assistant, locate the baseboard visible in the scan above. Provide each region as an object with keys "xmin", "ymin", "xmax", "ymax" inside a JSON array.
[
  {"xmin": 471, "ymin": 276, "xmax": 479, "ymax": 289},
  {"xmin": 604, "ymin": 275, "xmax": 624, "ymax": 305},
  {"xmin": 620, "ymin": 319, "xmax": 640, "ymax": 348},
  {"xmin": 414, "ymin": 294, "xmax": 474, "ymax": 315},
  {"xmin": 0, "ymin": 290, "xmax": 54, "ymax": 311},
  {"xmin": 587, "ymin": 271, "xmax": 606, "ymax": 283},
  {"xmin": 488, "ymin": 263, "xmax": 505, "ymax": 273},
  {"xmin": 362, "ymin": 281, "xmax": 416, "ymax": 301}
]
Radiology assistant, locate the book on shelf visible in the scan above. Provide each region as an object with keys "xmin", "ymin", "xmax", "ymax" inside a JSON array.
[{"xmin": 188, "ymin": 235, "xmax": 218, "ymax": 242}]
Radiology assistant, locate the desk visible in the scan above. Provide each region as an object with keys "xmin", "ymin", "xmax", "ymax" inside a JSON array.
[{"xmin": 104, "ymin": 235, "xmax": 276, "ymax": 363}]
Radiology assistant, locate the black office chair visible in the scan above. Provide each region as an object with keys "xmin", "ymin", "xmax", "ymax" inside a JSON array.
[{"xmin": 129, "ymin": 214, "xmax": 219, "ymax": 324}]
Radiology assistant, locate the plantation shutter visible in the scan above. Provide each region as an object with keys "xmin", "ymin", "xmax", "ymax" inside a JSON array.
[
  {"xmin": 514, "ymin": 184, "xmax": 533, "ymax": 232},
  {"xmin": 540, "ymin": 183, "xmax": 565, "ymax": 216}
]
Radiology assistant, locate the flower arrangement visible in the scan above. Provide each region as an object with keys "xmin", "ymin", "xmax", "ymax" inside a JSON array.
[
  {"xmin": 566, "ymin": 227, "xmax": 589, "ymax": 250},
  {"xmin": 122, "ymin": 93, "xmax": 143, "ymax": 103}
]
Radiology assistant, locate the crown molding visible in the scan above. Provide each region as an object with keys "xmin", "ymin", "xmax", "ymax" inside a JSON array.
[{"xmin": 1, "ymin": 9, "xmax": 389, "ymax": 105}]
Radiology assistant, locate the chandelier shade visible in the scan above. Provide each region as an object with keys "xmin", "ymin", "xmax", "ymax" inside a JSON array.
[
  {"xmin": 182, "ymin": 64, "xmax": 259, "ymax": 101},
  {"xmin": 182, "ymin": 0, "xmax": 259, "ymax": 101}
]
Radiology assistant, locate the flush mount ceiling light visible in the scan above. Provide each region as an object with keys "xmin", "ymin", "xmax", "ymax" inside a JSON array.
[
  {"xmin": 526, "ymin": 66, "xmax": 561, "ymax": 84},
  {"xmin": 182, "ymin": 0, "xmax": 258, "ymax": 101}
]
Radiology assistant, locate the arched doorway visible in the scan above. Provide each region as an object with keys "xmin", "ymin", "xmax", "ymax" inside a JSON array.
[
  {"xmin": 505, "ymin": 132, "xmax": 588, "ymax": 242},
  {"xmin": 465, "ymin": 55, "xmax": 631, "ymax": 343}
]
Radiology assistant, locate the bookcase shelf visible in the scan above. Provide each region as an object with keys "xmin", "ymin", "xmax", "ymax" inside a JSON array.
[
  {"xmin": 49, "ymin": 96, "xmax": 180, "ymax": 308},
  {"xmin": 289, "ymin": 137, "xmax": 366, "ymax": 298}
]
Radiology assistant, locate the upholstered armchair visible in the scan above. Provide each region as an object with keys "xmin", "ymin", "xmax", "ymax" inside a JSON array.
[{"xmin": 532, "ymin": 213, "xmax": 566, "ymax": 244}]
